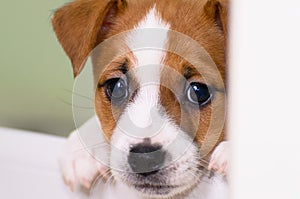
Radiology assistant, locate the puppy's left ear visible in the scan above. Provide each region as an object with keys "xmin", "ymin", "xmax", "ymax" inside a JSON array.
[
  {"xmin": 204, "ymin": 0, "xmax": 229, "ymax": 39},
  {"xmin": 52, "ymin": 0, "xmax": 127, "ymax": 77}
]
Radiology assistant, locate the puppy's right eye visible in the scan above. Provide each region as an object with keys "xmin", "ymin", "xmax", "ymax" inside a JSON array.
[{"xmin": 104, "ymin": 78, "xmax": 128, "ymax": 103}]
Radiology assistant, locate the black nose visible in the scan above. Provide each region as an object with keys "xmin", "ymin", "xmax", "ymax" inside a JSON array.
[{"xmin": 128, "ymin": 143, "xmax": 166, "ymax": 177}]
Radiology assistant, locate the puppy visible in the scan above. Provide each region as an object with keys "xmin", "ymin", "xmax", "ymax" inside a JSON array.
[{"xmin": 52, "ymin": 0, "xmax": 229, "ymax": 198}]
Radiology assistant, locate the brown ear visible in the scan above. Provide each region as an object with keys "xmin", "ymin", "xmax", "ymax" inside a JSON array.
[
  {"xmin": 52, "ymin": 0, "xmax": 126, "ymax": 77},
  {"xmin": 204, "ymin": 0, "xmax": 229, "ymax": 39}
]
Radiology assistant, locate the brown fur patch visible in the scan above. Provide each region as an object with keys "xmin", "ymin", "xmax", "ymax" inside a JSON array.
[
  {"xmin": 52, "ymin": 0, "xmax": 127, "ymax": 77},
  {"xmin": 94, "ymin": 53, "xmax": 139, "ymax": 140},
  {"xmin": 52, "ymin": 0, "xmax": 228, "ymax": 151},
  {"xmin": 155, "ymin": 0, "xmax": 227, "ymax": 154}
]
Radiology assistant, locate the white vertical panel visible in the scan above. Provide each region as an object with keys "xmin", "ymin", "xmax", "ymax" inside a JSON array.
[{"xmin": 230, "ymin": 0, "xmax": 300, "ymax": 198}]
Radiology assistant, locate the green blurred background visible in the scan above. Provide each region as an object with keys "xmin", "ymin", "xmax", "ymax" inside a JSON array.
[{"xmin": 0, "ymin": 0, "xmax": 75, "ymax": 137}]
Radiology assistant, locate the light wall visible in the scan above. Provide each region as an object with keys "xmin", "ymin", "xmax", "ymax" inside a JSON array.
[{"xmin": 0, "ymin": 0, "xmax": 75, "ymax": 136}]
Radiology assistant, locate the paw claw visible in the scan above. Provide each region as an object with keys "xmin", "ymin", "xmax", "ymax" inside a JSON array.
[
  {"xmin": 66, "ymin": 179, "xmax": 74, "ymax": 192},
  {"xmin": 82, "ymin": 178, "xmax": 92, "ymax": 190}
]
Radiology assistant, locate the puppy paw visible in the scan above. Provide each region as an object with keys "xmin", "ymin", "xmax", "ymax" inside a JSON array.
[
  {"xmin": 59, "ymin": 131, "xmax": 109, "ymax": 191},
  {"xmin": 208, "ymin": 141, "xmax": 229, "ymax": 175}
]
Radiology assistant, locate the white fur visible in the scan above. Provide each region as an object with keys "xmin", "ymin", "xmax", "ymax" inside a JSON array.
[
  {"xmin": 59, "ymin": 117, "xmax": 109, "ymax": 191},
  {"xmin": 61, "ymin": 117, "xmax": 228, "ymax": 199},
  {"xmin": 126, "ymin": 7, "xmax": 170, "ymax": 53},
  {"xmin": 124, "ymin": 7, "xmax": 169, "ymax": 129},
  {"xmin": 59, "ymin": 5, "xmax": 228, "ymax": 199},
  {"xmin": 109, "ymin": 6, "xmax": 227, "ymax": 198},
  {"xmin": 89, "ymin": 170, "xmax": 228, "ymax": 199}
]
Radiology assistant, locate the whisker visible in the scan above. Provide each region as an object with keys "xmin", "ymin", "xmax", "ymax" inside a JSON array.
[
  {"xmin": 199, "ymin": 159, "xmax": 210, "ymax": 167},
  {"xmin": 87, "ymin": 142, "xmax": 110, "ymax": 149},
  {"xmin": 62, "ymin": 88, "xmax": 94, "ymax": 101},
  {"xmin": 198, "ymin": 158, "xmax": 210, "ymax": 164},
  {"xmin": 90, "ymin": 169, "xmax": 113, "ymax": 194},
  {"xmin": 106, "ymin": 173, "xmax": 115, "ymax": 185},
  {"xmin": 71, "ymin": 142, "xmax": 109, "ymax": 153},
  {"xmin": 197, "ymin": 158, "xmax": 221, "ymax": 176},
  {"xmin": 193, "ymin": 154, "xmax": 211, "ymax": 169},
  {"xmin": 98, "ymin": 170, "xmax": 112, "ymax": 182},
  {"xmin": 186, "ymin": 169, "xmax": 214, "ymax": 185},
  {"xmin": 188, "ymin": 157, "xmax": 218, "ymax": 181},
  {"xmin": 57, "ymin": 97, "xmax": 94, "ymax": 109},
  {"xmin": 90, "ymin": 144, "xmax": 110, "ymax": 151}
]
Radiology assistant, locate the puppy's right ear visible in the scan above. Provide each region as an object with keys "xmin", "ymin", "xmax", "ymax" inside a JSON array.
[{"xmin": 52, "ymin": 0, "xmax": 126, "ymax": 77}]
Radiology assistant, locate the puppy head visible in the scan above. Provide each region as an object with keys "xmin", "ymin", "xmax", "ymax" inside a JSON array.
[{"xmin": 53, "ymin": 0, "xmax": 228, "ymax": 198}]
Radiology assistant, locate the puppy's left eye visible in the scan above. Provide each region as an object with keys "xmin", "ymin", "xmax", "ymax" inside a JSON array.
[
  {"xmin": 104, "ymin": 78, "xmax": 128, "ymax": 103},
  {"xmin": 186, "ymin": 82, "xmax": 211, "ymax": 106}
]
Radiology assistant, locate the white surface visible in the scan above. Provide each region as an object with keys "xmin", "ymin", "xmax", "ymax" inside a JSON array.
[
  {"xmin": 0, "ymin": 127, "xmax": 72, "ymax": 199},
  {"xmin": 0, "ymin": 127, "xmax": 139, "ymax": 199},
  {"xmin": 230, "ymin": 0, "xmax": 300, "ymax": 199}
]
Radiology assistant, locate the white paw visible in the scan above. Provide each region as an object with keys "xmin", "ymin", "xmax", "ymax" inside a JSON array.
[
  {"xmin": 208, "ymin": 141, "xmax": 229, "ymax": 175},
  {"xmin": 59, "ymin": 131, "xmax": 109, "ymax": 191}
]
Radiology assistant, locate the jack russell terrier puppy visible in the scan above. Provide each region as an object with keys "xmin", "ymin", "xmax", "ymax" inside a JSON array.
[{"xmin": 52, "ymin": 0, "xmax": 229, "ymax": 198}]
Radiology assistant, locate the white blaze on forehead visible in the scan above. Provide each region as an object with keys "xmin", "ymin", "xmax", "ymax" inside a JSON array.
[
  {"xmin": 126, "ymin": 6, "xmax": 170, "ymax": 55},
  {"xmin": 110, "ymin": 7, "xmax": 202, "ymax": 188},
  {"xmin": 124, "ymin": 6, "xmax": 170, "ymax": 129}
]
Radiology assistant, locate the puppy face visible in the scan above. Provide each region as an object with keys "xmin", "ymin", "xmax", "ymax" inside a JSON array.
[{"xmin": 53, "ymin": 0, "xmax": 227, "ymax": 198}]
